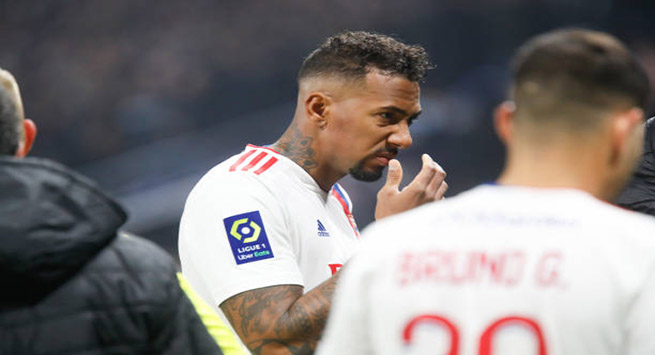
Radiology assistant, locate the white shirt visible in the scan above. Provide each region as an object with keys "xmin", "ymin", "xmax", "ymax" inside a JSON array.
[
  {"xmin": 179, "ymin": 144, "xmax": 360, "ymax": 312},
  {"xmin": 318, "ymin": 185, "xmax": 655, "ymax": 355}
]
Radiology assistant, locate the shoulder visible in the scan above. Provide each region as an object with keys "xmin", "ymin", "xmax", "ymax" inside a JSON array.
[
  {"xmin": 188, "ymin": 147, "xmax": 284, "ymax": 202},
  {"xmin": 87, "ymin": 232, "xmax": 178, "ymax": 288},
  {"xmin": 207, "ymin": 145, "xmax": 282, "ymax": 181},
  {"xmin": 596, "ymin": 204, "xmax": 655, "ymax": 243},
  {"xmin": 363, "ymin": 192, "xmax": 464, "ymax": 235}
]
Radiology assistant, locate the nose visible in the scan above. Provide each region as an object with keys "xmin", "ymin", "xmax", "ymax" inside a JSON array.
[{"xmin": 387, "ymin": 121, "xmax": 413, "ymax": 149}]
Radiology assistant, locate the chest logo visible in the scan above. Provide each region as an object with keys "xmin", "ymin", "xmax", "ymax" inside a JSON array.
[
  {"xmin": 317, "ymin": 219, "xmax": 330, "ymax": 237},
  {"xmin": 224, "ymin": 211, "xmax": 274, "ymax": 265}
]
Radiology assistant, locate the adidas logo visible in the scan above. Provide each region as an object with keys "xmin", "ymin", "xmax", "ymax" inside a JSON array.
[{"xmin": 317, "ymin": 219, "xmax": 330, "ymax": 237}]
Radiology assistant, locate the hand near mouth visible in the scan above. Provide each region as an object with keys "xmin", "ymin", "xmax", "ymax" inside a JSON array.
[{"xmin": 374, "ymin": 153, "xmax": 448, "ymax": 220}]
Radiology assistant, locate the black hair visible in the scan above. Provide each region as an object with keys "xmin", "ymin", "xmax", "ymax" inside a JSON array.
[
  {"xmin": 511, "ymin": 29, "xmax": 650, "ymax": 127},
  {"xmin": 298, "ymin": 31, "xmax": 431, "ymax": 83}
]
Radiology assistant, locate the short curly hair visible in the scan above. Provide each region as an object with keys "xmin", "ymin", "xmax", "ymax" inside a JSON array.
[{"xmin": 298, "ymin": 31, "xmax": 432, "ymax": 83}]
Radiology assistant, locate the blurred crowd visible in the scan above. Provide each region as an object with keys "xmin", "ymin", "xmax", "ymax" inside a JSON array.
[
  {"xmin": 1, "ymin": 0, "xmax": 651, "ymax": 166},
  {"xmin": 0, "ymin": 0, "xmax": 653, "ymax": 246}
]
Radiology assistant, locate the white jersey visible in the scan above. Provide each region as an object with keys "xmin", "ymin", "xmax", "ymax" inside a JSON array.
[
  {"xmin": 179, "ymin": 144, "xmax": 360, "ymax": 312},
  {"xmin": 318, "ymin": 185, "xmax": 655, "ymax": 355}
]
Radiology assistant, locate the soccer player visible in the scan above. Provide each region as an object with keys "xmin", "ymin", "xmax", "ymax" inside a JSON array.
[
  {"xmin": 318, "ymin": 29, "xmax": 655, "ymax": 355},
  {"xmin": 179, "ymin": 31, "xmax": 448, "ymax": 353},
  {"xmin": 616, "ymin": 116, "xmax": 655, "ymax": 216}
]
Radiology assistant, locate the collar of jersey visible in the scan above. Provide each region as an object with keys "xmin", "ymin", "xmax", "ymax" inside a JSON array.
[
  {"xmin": 475, "ymin": 183, "xmax": 601, "ymax": 203},
  {"xmin": 246, "ymin": 144, "xmax": 330, "ymax": 198}
]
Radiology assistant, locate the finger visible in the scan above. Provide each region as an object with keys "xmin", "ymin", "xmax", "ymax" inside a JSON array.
[
  {"xmin": 426, "ymin": 161, "xmax": 447, "ymax": 197},
  {"xmin": 435, "ymin": 180, "xmax": 449, "ymax": 200},
  {"xmin": 383, "ymin": 159, "xmax": 403, "ymax": 191},
  {"xmin": 408, "ymin": 154, "xmax": 438, "ymax": 190}
]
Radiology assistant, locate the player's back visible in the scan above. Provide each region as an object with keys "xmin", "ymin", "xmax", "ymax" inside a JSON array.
[{"xmin": 319, "ymin": 185, "xmax": 655, "ymax": 355}]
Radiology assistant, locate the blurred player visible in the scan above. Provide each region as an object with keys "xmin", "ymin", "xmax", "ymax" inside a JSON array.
[
  {"xmin": 616, "ymin": 116, "xmax": 655, "ymax": 216},
  {"xmin": 0, "ymin": 68, "xmax": 222, "ymax": 354},
  {"xmin": 179, "ymin": 31, "xmax": 448, "ymax": 353},
  {"xmin": 318, "ymin": 29, "xmax": 655, "ymax": 355}
]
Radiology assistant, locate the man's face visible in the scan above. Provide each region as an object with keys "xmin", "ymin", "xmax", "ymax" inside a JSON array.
[{"xmin": 322, "ymin": 71, "xmax": 421, "ymax": 181}]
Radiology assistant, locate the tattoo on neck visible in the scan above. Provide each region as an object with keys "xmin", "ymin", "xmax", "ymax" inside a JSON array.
[{"xmin": 274, "ymin": 125, "xmax": 318, "ymax": 172}]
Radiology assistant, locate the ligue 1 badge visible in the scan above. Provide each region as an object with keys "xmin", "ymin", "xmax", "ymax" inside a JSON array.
[{"xmin": 224, "ymin": 211, "xmax": 274, "ymax": 265}]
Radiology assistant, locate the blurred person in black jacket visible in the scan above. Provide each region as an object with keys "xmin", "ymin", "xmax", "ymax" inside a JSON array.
[
  {"xmin": 0, "ymin": 68, "xmax": 222, "ymax": 354},
  {"xmin": 616, "ymin": 117, "xmax": 655, "ymax": 216}
]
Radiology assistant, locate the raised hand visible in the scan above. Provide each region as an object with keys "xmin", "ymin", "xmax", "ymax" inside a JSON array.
[{"xmin": 374, "ymin": 154, "xmax": 448, "ymax": 220}]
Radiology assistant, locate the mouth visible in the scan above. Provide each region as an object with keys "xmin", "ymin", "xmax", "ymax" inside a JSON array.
[
  {"xmin": 350, "ymin": 148, "xmax": 398, "ymax": 182},
  {"xmin": 371, "ymin": 151, "xmax": 398, "ymax": 166},
  {"xmin": 372, "ymin": 156, "xmax": 389, "ymax": 166}
]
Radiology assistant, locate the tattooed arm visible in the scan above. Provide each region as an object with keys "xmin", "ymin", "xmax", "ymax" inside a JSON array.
[{"xmin": 220, "ymin": 272, "xmax": 339, "ymax": 355}]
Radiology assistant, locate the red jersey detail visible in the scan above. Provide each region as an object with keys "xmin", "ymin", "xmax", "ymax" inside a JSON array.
[
  {"xmin": 403, "ymin": 314, "xmax": 459, "ymax": 354},
  {"xmin": 229, "ymin": 150, "xmax": 256, "ymax": 172},
  {"xmin": 242, "ymin": 152, "xmax": 268, "ymax": 171},
  {"xmin": 331, "ymin": 189, "xmax": 360, "ymax": 238},
  {"xmin": 329, "ymin": 263, "xmax": 343, "ymax": 275},
  {"xmin": 254, "ymin": 157, "xmax": 279, "ymax": 175},
  {"xmin": 246, "ymin": 144, "xmax": 281, "ymax": 155},
  {"xmin": 479, "ymin": 316, "xmax": 547, "ymax": 355}
]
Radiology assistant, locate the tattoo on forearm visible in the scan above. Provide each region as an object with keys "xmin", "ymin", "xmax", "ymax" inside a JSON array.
[
  {"xmin": 250, "ymin": 339, "xmax": 316, "ymax": 355},
  {"xmin": 273, "ymin": 123, "xmax": 319, "ymax": 172},
  {"xmin": 220, "ymin": 274, "xmax": 340, "ymax": 354}
]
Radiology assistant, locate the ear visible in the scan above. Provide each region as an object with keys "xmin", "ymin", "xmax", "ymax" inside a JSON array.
[
  {"xmin": 494, "ymin": 101, "xmax": 515, "ymax": 146},
  {"xmin": 304, "ymin": 92, "xmax": 330, "ymax": 129},
  {"xmin": 609, "ymin": 108, "xmax": 644, "ymax": 165},
  {"xmin": 15, "ymin": 119, "xmax": 36, "ymax": 158}
]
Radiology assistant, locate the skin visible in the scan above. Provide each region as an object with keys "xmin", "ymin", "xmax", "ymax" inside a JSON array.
[
  {"xmin": 221, "ymin": 70, "xmax": 448, "ymax": 354},
  {"xmin": 276, "ymin": 70, "xmax": 448, "ymax": 215},
  {"xmin": 494, "ymin": 100, "xmax": 644, "ymax": 201}
]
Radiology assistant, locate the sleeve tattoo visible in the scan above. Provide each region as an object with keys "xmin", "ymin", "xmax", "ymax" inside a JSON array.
[{"xmin": 220, "ymin": 274, "xmax": 339, "ymax": 355}]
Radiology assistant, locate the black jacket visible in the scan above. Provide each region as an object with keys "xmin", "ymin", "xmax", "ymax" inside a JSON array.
[
  {"xmin": 0, "ymin": 157, "xmax": 221, "ymax": 355},
  {"xmin": 617, "ymin": 117, "xmax": 655, "ymax": 216}
]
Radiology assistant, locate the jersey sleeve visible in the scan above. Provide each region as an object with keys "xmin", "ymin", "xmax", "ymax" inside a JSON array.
[{"xmin": 179, "ymin": 171, "xmax": 303, "ymax": 307}]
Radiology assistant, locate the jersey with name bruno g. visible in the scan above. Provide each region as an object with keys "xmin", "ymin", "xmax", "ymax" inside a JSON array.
[
  {"xmin": 318, "ymin": 185, "xmax": 655, "ymax": 355},
  {"xmin": 179, "ymin": 144, "xmax": 360, "ymax": 313}
]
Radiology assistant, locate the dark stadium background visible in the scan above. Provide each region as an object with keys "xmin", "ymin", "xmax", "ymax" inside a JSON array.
[{"xmin": 1, "ymin": 0, "xmax": 653, "ymax": 258}]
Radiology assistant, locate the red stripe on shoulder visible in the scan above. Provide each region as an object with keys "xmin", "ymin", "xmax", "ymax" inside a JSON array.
[
  {"xmin": 254, "ymin": 157, "xmax": 278, "ymax": 175},
  {"xmin": 229, "ymin": 150, "xmax": 257, "ymax": 172},
  {"xmin": 247, "ymin": 144, "xmax": 281, "ymax": 155},
  {"xmin": 242, "ymin": 151, "xmax": 268, "ymax": 171}
]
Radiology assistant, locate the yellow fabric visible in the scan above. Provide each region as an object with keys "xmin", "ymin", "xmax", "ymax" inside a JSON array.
[{"xmin": 177, "ymin": 273, "xmax": 247, "ymax": 355}]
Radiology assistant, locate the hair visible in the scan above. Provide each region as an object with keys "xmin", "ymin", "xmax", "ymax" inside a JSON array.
[
  {"xmin": 510, "ymin": 28, "xmax": 651, "ymax": 130},
  {"xmin": 297, "ymin": 31, "xmax": 431, "ymax": 83},
  {"xmin": 0, "ymin": 84, "xmax": 21, "ymax": 155}
]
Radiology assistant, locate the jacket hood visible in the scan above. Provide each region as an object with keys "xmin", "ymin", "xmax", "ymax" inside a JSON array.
[
  {"xmin": 617, "ymin": 117, "xmax": 655, "ymax": 216},
  {"xmin": 0, "ymin": 157, "xmax": 127, "ymax": 305}
]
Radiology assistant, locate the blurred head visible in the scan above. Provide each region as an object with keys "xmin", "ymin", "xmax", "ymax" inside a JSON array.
[
  {"xmin": 296, "ymin": 31, "xmax": 430, "ymax": 181},
  {"xmin": 495, "ymin": 29, "xmax": 651, "ymax": 198},
  {"xmin": 615, "ymin": 116, "xmax": 655, "ymax": 215},
  {"xmin": 0, "ymin": 69, "xmax": 36, "ymax": 157}
]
